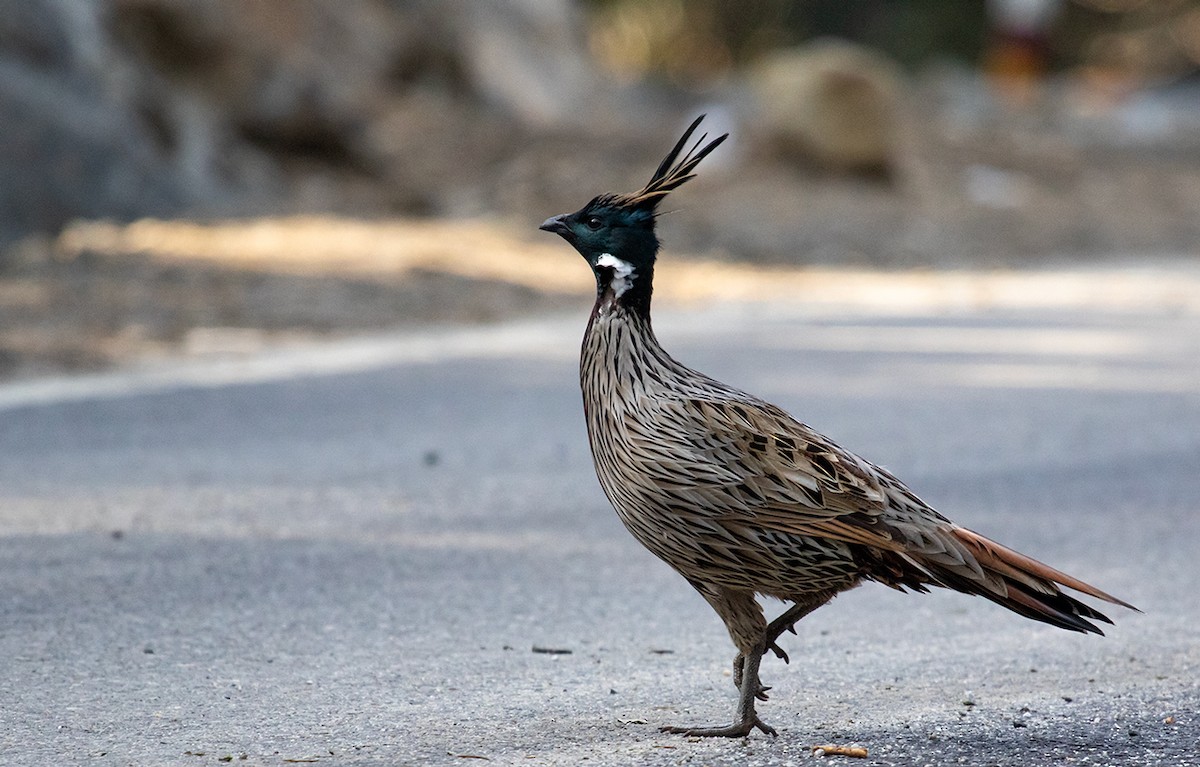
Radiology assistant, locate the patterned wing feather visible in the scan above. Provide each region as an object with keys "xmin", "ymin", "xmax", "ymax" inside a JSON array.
[{"xmin": 633, "ymin": 389, "xmax": 1132, "ymax": 631}]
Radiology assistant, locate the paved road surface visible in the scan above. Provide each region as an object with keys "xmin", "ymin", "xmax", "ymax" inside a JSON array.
[{"xmin": 2, "ymin": 294, "xmax": 1198, "ymax": 766}]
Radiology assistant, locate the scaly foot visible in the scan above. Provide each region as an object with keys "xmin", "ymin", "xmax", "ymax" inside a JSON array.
[
  {"xmin": 673, "ymin": 646, "xmax": 778, "ymax": 737},
  {"xmin": 660, "ymin": 715, "xmax": 777, "ymax": 738}
]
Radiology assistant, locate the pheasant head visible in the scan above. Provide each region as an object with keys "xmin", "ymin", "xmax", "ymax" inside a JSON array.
[{"xmin": 539, "ymin": 116, "xmax": 727, "ymax": 312}]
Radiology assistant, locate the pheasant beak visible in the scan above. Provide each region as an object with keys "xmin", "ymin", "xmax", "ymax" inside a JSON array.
[{"xmin": 539, "ymin": 214, "xmax": 571, "ymax": 239}]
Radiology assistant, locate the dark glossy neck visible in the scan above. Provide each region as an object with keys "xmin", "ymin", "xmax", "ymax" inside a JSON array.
[
  {"xmin": 620, "ymin": 263, "xmax": 654, "ymax": 318},
  {"xmin": 593, "ymin": 262, "xmax": 654, "ymax": 320}
]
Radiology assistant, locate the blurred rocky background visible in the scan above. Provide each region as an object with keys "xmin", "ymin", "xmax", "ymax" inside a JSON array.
[{"xmin": 2, "ymin": 0, "xmax": 1199, "ymax": 378}]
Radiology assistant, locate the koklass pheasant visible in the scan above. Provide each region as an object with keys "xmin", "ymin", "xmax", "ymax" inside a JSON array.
[{"xmin": 539, "ymin": 116, "xmax": 1135, "ymax": 738}]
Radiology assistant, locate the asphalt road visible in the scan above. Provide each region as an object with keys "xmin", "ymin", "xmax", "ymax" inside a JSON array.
[{"xmin": 2, "ymin": 293, "xmax": 1198, "ymax": 766}]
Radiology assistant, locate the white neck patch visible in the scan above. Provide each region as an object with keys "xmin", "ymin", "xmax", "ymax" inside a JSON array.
[{"xmin": 596, "ymin": 253, "xmax": 636, "ymax": 297}]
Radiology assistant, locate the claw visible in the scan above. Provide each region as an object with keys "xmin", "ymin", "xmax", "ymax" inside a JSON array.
[
  {"xmin": 757, "ymin": 717, "xmax": 779, "ymax": 737},
  {"xmin": 769, "ymin": 642, "xmax": 790, "ymax": 664}
]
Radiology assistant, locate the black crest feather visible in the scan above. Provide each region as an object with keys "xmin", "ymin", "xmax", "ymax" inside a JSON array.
[{"xmin": 612, "ymin": 115, "xmax": 728, "ymax": 212}]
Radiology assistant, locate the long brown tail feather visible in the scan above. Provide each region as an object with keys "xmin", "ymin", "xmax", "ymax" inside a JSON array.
[
  {"xmin": 892, "ymin": 527, "xmax": 1136, "ymax": 635},
  {"xmin": 1003, "ymin": 580, "xmax": 1114, "ymax": 634},
  {"xmin": 953, "ymin": 528, "xmax": 1137, "ymax": 610}
]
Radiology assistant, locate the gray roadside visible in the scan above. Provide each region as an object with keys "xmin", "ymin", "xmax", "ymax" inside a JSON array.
[{"xmin": 1, "ymin": 267, "xmax": 1197, "ymax": 766}]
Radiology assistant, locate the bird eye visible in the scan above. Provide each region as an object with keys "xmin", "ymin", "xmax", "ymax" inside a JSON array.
[{"xmin": 585, "ymin": 216, "xmax": 603, "ymax": 230}]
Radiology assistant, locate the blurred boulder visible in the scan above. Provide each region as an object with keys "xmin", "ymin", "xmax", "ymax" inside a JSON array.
[
  {"xmin": 447, "ymin": 0, "xmax": 595, "ymax": 127},
  {"xmin": 108, "ymin": 0, "xmax": 397, "ymax": 167},
  {"xmin": 0, "ymin": 0, "xmax": 598, "ymax": 250},
  {"xmin": 0, "ymin": 0, "xmax": 191, "ymax": 249},
  {"xmin": 749, "ymin": 39, "xmax": 906, "ymax": 176}
]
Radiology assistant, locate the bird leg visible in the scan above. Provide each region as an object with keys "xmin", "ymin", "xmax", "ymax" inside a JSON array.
[
  {"xmin": 763, "ymin": 597, "xmax": 829, "ymax": 654},
  {"xmin": 732, "ymin": 651, "xmax": 777, "ymax": 700},
  {"xmin": 732, "ymin": 596, "xmax": 832, "ymax": 693},
  {"xmin": 663, "ymin": 595, "xmax": 835, "ymax": 737},
  {"xmin": 662, "ymin": 643, "xmax": 777, "ymax": 737}
]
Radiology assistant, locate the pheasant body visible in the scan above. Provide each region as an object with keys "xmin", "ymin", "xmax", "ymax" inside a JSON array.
[
  {"xmin": 541, "ymin": 116, "xmax": 1134, "ymax": 738},
  {"xmin": 582, "ymin": 302, "xmax": 864, "ymax": 608}
]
